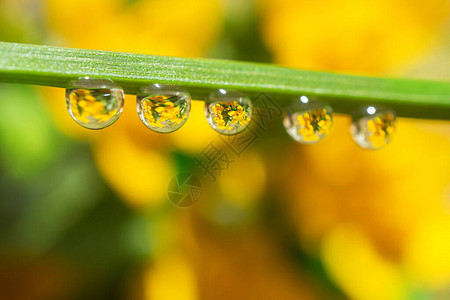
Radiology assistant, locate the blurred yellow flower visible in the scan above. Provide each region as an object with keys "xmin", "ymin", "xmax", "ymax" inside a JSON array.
[
  {"xmin": 404, "ymin": 215, "xmax": 450, "ymax": 288},
  {"xmin": 92, "ymin": 124, "xmax": 174, "ymax": 208},
  {"xmin": 284, "ymin": 117, "xmax": 450, "ymax": 294},
  {"xmin": 322, "ymin": 224, "xmax": 409, "ymax": 300},
  {"xmin": 218, "ymin": 150, "xmax": 266, "ymax": 209},
  {"xmin": 259, "ymin": 0, "xmax": 450, "ymax": 297},
  {"xmin": 143, "ymin": 253, "xmax": 198, "ymax": 300},
  {"xmin": 260, "ymin": 0, "xmax": 449, "ymax": 74},
  {"xmin": 45, "ymin": 0, "xmax": 222, "ymax": 57}
]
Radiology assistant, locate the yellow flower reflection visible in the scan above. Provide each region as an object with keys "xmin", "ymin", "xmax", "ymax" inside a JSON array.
[
  {"xmin": 69, "ymin": 89, "xmax": 118, "ymax": 123},
  {"xmin": 296, "ymin": 108, "xmax": 333, "ymax": 142},
  {"xmin": 367, "ymin": 113, "xmax": 397, "ymax": 149},
  {"xmin": 141, "ymin": 95, "xmax": 187, "ymax": 129},
  {"xmin": 210, "ymin": 101, "xmax": 251, "ymax": 131}
]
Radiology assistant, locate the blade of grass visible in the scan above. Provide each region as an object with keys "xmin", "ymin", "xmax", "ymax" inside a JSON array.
[{"xmin": 0, "ymin": 42, "xmax": 449, "ymax": 120}]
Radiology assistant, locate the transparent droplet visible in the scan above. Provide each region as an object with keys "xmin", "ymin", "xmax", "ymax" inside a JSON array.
[
  {"xmin": 350, "ymin": 106, "xmax": 397, "ymax": 150},
  {"xmin": 136, "ymin": 84, "xmax": 191, "ymax": 133},
  {"xmin": 65, "ymin": 78, "xmax": 124, "ymax": 129},
  {"xmin": 205, "ymin": 89, "xmax": 252, "ymax": 135},
  {"xmin": 283, "ymin": 96, "xmax": 334, "ymax": 144}
]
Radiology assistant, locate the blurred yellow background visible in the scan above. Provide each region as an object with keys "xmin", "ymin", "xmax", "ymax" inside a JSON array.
[{"xmin": 0, "ymin": 0, "xmax": 449, "ymax": 299}]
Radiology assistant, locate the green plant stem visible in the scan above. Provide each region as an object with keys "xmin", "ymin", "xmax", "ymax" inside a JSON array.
[{"xmin": 0, "ymin": 42, "xmax": 449, "ymax": 120}]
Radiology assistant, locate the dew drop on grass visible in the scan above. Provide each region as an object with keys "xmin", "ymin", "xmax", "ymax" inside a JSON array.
[
  {"xmin": 136, "ymin": 84, "xmax": 191, "ymax": 133},
  {"xmin": 65, "ymin": 78, "xmax": 124, "ymax": 129},
  {"xmin": 204, "ymin": 89, "xmax": 252, "ymax": 135},
  {"xmin": 350, "ymin": 105, "xmax": 397, "ymax": 149},
  {"xmin": 283, "ymin": 96, "xmax": 334, "ymax": 144}
]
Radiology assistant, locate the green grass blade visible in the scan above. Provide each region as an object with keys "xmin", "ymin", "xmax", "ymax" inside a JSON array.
[{"xmin": 0, "ymin": 42, "xmax": 449, "ymax": 120}]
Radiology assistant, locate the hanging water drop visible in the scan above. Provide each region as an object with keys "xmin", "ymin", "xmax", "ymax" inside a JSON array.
[
  {"xmin": 283, "ymin": 96, "xmax": 334, "ymax": 144},
  {"xmin": 65, "ymin": 78, "xmax": 124, "ymax": 129},
  {"xmin": 204, "ymin": 89, "xmax": 252, "ymax": 135},
  {"xmin": 350, "ymin": 106, "xmax": 397, "ymax": 149},
  {"xmin": 136, "ymin": 84, "xmax": 191, "ymax": 133}
]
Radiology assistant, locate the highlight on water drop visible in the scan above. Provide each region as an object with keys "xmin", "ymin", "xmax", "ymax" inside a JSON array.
[
  {"xmin": 350, "ymin": 105, "xmax": 397, "ymax": 150},
  {"xmin": 65, "ymin": 78, "xmax": 124, "ymax": 130},
  {"xmin": 204, "ymin": 89, "xmax": 252, "ymax": 135},
  {"xmin": 283, "ymin": 96, "xmax": 334, "ymax": 144},
  {"xmin": 136, "ymin": 84, "xmax": 191, "ymax": 133}
]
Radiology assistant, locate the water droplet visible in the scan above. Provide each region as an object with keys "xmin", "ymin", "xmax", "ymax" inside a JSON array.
[
  {"xmin": 205, "ymin": 89, "xmax": 252, "ymax": 135},
  {"xmin": 283, "ymin": 97, "xmax": 334, "ymax": 144},
  {"xmin": 136, "ymin": 84, "xmax": 191, "ymax": 133},
  {"xmin": 65, "ymin": 78, "xmax": 124, "ymax": 129},
  {"xmin": 350, "ymin": 106, "xmax": 397, "ymax": 149}
]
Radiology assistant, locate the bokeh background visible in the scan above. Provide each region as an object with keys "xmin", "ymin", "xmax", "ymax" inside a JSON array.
[{"xmin": 1, "ymin": 0, "xmax": 450, "ymax": 299}]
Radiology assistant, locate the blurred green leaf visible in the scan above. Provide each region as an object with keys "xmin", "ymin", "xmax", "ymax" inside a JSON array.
[
  {"xmin": 10, "ymin": 146, "xmax": 105, "ymax": 253},
  {"xmin": 207, "ymin": 0, "xmax": 272, "ymax": 62},
  {"xmin": 0, "ymin": 84, "xmax": 66, "ymax": 179}
]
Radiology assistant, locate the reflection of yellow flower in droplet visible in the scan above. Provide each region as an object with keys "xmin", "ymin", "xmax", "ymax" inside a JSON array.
[
  {"xmin": 211, "ymin": 103, "xmax": 229, "ymax": 130},
  {"xmin": 141, "ymin": 96, "xmax": 186, "ymax": 128},
  {"xmin": 210, "ymin": 101, "xmax": 251, "ymax": 131},
  {"xmin": 367, "ymin": 113, "xmax": 397, "ymax": 149},
  {"xmin": 228, "ymin": 104, "xmax": 249, "ymax": 125},
  {"xmin": 296, "ymin": 108, "xmax": 333, "ymax": 142},
  {"xmin": 69, "ymin": 89, "xmax": 118, "ymax": 123}
]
